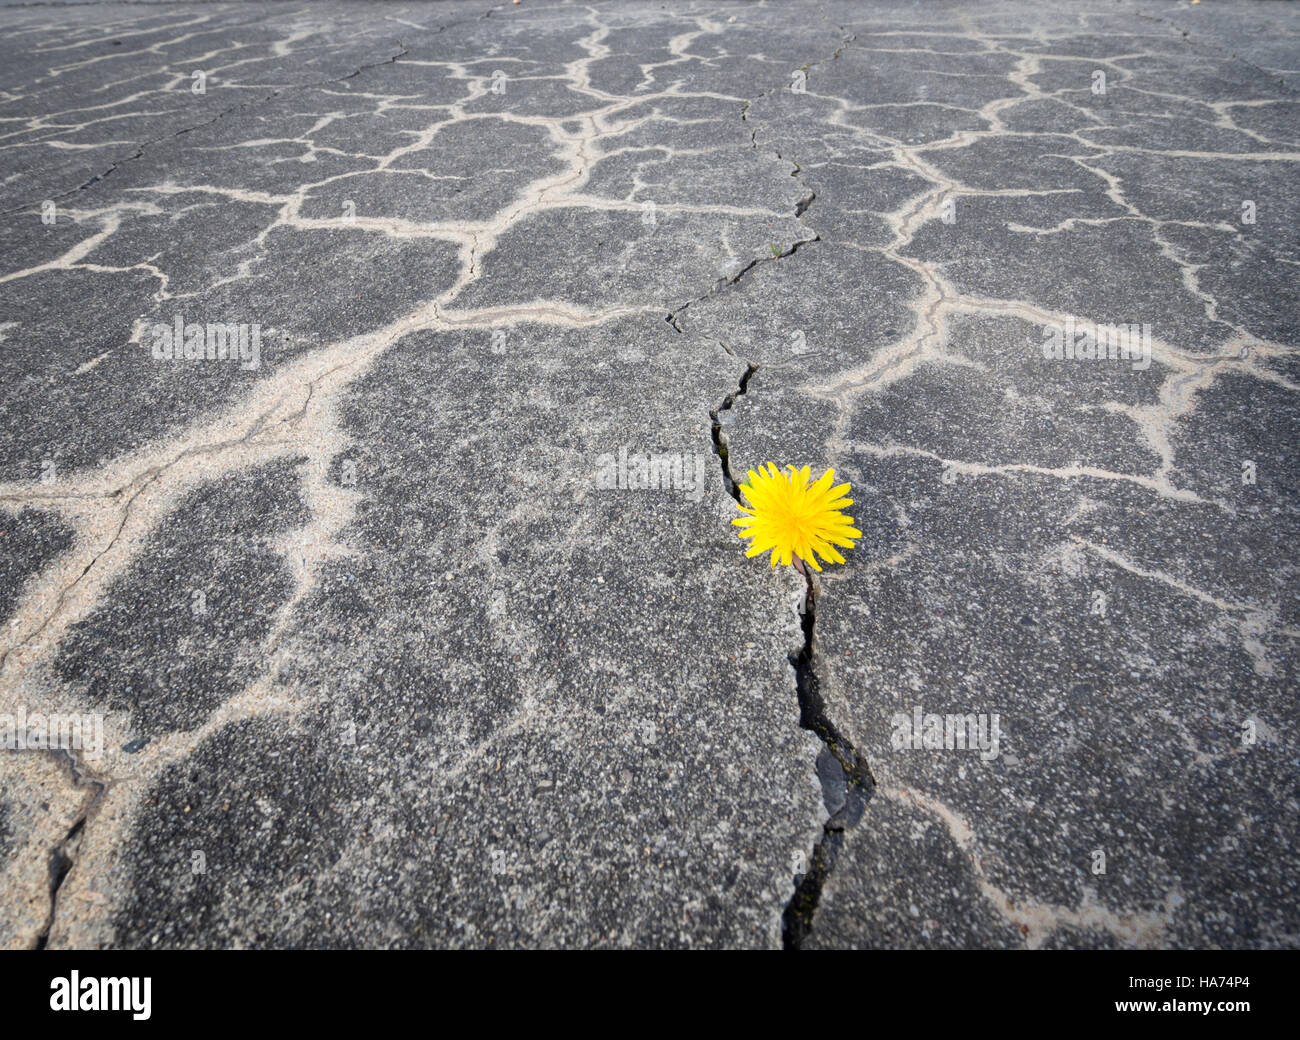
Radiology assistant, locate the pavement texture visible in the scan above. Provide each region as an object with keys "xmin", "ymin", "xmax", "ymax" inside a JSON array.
[{"xmin": 0, "ymin": 0, "xmax": 1297, "ymax": 949}]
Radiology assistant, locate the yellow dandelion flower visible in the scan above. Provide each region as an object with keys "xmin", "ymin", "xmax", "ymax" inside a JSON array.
[{"xmin": 731, "ymin": 463, "xmax": 862, "ymax": 571}]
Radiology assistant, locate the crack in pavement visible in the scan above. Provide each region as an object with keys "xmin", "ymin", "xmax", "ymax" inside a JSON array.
[
  {"xmin": 696, "ymin": 30, "xmax": 877, "ymax": 947},
  {"xmin": 31, "ymin": 749, "xmax": 108, "ymax": 950},
  {"xmin": 1, "ymin": 4, "xmax": 837, "ymax": 948},
  {"xmin": 3, "ymin": 0, "xmax": 1296, "ymax": 950},
  {"xmin": 1, "ymin": 40, "xmax": 420, "ymax": 217}
]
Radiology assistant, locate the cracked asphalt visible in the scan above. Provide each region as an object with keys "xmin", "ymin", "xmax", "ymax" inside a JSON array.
[{"xmin": 0, "ymin": 0, "xmax": 1297, "ymax": 950}]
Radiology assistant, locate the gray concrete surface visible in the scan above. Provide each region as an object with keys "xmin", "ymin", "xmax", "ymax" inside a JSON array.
[{"xmin": 0, "ymin": 0, "xmax": 1296, "ymax": 949}]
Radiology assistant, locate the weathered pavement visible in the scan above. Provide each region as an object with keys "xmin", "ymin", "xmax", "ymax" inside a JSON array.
[{"xmin": 0, "ymin": 0, "xmax": 1296, "ymax": 949}]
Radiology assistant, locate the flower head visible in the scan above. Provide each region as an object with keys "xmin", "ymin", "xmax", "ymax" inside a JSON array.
[{"xmin": 731, "ymin": 463, "xmax": 861, "ymax": 571}]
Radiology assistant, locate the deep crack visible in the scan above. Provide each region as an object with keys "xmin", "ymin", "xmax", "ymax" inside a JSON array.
[
  {"xmin": 705, "ymin": 33, "xmax": 874, "ymax": 949},
  {"xmin": 706, "ymin": 356, "xmax": 875, "ymax": 950},
  {"xmin": 32, "ymin": 750, "xmax": 107, "ymax": 950},
  {"xmin": 782, "ymin": 574, "xmax": 874, "ymax": 950}
]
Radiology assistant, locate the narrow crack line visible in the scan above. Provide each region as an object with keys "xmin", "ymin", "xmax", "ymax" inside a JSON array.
[
  {"xmin": 0, "ymin": 478, "xmax": 145, "ymax": 675},
  {"xmin": 740, "ymin": 27, "xmax": 856, "ymax": 151},
  {"xmin": 1130, "ymin": 9, "xmax": 1297, "ymax": 95},
  {"xmin": 730, "ymin": 234, "xmax": 820, "ymax": 286},
  {"xmin": 0, "ymin": 379, "xmax": 306, "ymax": 675},
  {"xmin": 709, "ymin": 360, "xmax": 757, "ymax": 501},
  {"xmin": 661, "ymin": 28, "xmax": 846, "ymax": 334},
  {"xmin": 2, "ymin": 39, "xmax": 414, "ymax": 216},
  {"xmin": 32, "ymin": 749, "xmax": 108, "ymax": 950},
  {"xmin": 664, "ymin": 233, "xmax": 819, "ymax": 335}
]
